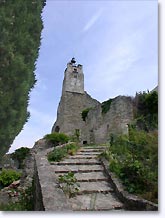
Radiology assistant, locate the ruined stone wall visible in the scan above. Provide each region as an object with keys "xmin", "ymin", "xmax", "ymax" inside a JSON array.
[
  {"xmin": 84, "ymin": 96, "xmax": 134, "ymax": 144},
  {"xmin": 52, "ymin": 94, "xmax": 134, "ymax": 145}
]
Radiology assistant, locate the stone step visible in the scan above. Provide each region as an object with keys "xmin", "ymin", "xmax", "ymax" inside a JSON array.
[
  {"xmin": 76, "ymin": 152, "xmax": 101, "ymax": 155},
  {"xmin": 82, "ymin": 146, "xmax": 107, "ymax": 149},
  {"xmin": 56, "ymin": 171, "xmax": 107, "ymax": 182},
  {"xmin": 80, "ymin": 148, "xmax": 106, "ymax": 152},
  {"xmin": 70, "ymin": 154, "xmax": 98, "ymax": 158},
  {"xmin": 51, "ymin": 158, "xmax": 101, "ymax": 165},
  {"xmin": 68, "ymin": 193, "xmax": 124, "ymax": 211},
  {"xmin": 69, "ymin": 155, "xmax": 96, "ymax": 159},
  {"xmin": 79, "ymin": 149, "xmax": 104, "ymax": 153},
  {"xmin": 53, "ymin": 164, "xmax": 104, "ymax": 173},
  {"xmin": 77, "ymin": 181, "xmax": 113, "ymax": 194}
]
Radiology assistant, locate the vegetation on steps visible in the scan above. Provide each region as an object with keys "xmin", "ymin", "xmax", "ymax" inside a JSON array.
[
  {"xmin": 58, "ymin": 172, "xmax": 80, "ymax": 198},
  {"xmin": 0, "ymin": 0, "xmax": 46, "ymax": 158},
  {"xmin": 47, "ymin": 143, "xmax": 79, "ymax": 162}
]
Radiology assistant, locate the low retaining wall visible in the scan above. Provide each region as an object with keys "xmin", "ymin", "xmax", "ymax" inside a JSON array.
[
  {"xmin": 33, "ymin": 148, "xmax": 71, "ymax": 211},
  {"xmin": 100, "ymin": 158, "xmax": 158, "ymax": 211}
]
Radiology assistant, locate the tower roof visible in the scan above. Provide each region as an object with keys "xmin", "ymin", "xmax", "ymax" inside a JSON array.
[{"xmin": 71, "ymin": 57, "xmax": 76, "ymax": 64}]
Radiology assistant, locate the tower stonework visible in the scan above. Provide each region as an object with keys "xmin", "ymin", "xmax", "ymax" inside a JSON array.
[{"xmin": 62, "ymin": 58, "xmax": 84, "ymax": 94}]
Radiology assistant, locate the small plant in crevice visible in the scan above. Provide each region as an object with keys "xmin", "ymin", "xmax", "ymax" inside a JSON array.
[
  {"xmin": 81, "ymin": 108, "xmax": 92, "ymax": 121},
  {"xmin": 58, "ymin": 172, "xmax": 80, "ymax": 198},
  {"xmin": 101, "ymin": 98, "xmax": 113, "ymax": 114}
]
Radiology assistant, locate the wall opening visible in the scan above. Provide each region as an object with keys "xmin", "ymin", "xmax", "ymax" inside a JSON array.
[
  {"xmin": 55, "ymin": 126, "xmax": 60, "ymax": 132},
  {"xmin": 83, "ymin": 140, "xmax": 87, "ymax": 145}
]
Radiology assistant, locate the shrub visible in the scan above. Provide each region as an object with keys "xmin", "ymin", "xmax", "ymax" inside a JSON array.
[
  {"xmin": 44, "ymin": 132, "xmax": 69, "ymax": 146},
  {"xmin": 102, "ymin": 128, "xmax": 158, "ymax": 203},
  {"xmin": 0, "ymin": 169, "xmax": 21, "ymax": 187},
  {"xmin": 134, "ymin": 91, "xmax": 158, "ymax": 131},
  {"xmin": 11, "ymin": 147, "xmax": 30, "ymax": 169},
  {"xmin": 47, "ymin": 147, "xmax": 67, "ymax": 162},
  {"xmin": 47, "ymin": 143, "xmax": 79, "ymax": 162}
]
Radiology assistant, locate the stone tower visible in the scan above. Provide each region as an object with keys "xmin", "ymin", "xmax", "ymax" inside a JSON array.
[
  {"xmin": 62, "ymin": 58, "xmax": 84, "ymax": 94},
  {"xmin": 52, "ymin": 58, "xmax": 134, "ymax": 144},
  {"xmin": 52, "ymin": 58, "xmax": 100, "ymax": 143}
]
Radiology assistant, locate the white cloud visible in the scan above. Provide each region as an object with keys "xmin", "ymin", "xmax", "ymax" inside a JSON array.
[{"xmin": 82, "ymin": 8, "xmax": 103, "ymax": 32}]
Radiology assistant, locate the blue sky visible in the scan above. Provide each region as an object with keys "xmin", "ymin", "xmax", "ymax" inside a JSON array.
[{"xmin": 9, "ymin": 0, "xmax": 158, "ymax": 153}]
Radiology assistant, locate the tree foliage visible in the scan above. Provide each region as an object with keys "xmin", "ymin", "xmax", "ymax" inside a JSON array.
[
  {"xmin": 11, "ymin": 147, "xmax": 30, "ymax": 169},
  {"xmin": 0, "ymin": 0, "xmax": 46, "ymax": 158},
  {"xmin": 133, "ymin": 91, "xmax": 158, "ymax": 131}
]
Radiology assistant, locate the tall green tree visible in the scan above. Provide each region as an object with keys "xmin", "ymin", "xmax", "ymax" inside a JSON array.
[{"xmin": 0, "ymin": 0, "xmax": 46, "ymax": 158}]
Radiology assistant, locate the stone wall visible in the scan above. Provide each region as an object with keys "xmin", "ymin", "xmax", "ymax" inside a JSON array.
[
  {"xmin": 83, "ymin": 96, "xmax": 134, "ymax": 144},
  {"xmin": 33, "ymin": 144, "xmax": 71, "ymax": 211},
  {"xmin": 52, "ymin": 94, "xmax": 134, "ymax": 145}
]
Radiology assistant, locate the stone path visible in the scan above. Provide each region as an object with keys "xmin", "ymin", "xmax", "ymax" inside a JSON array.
[{"xmin": 51, "ymin": 146, "xmax": 124, "ymax": 211}]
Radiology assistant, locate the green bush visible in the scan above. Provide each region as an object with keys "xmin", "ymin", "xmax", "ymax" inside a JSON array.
[
  {"xmin": 102, "ymin": 128, "xmax": 158, "ymax": 203},
  {"xmin": 47, "ymin": 147, "xmax": 67, "ymax": 162},
  {"xmin": 134, "ymin": 91, "xmax": 158, "ymax": 131},
  {"xmin": 0, "ymin": 169, "xmax": 21, "ymax": 187},
  {"xmin": 44, "ymin": 132, "xmax": 69, "ymax": 146},
  {"xmin": 11, "ymin": 147, "xmax": 30, "ymax": 169},
  {"xmin": 47, "ymin": 143, "xmax": 79, "ymax": 162}
]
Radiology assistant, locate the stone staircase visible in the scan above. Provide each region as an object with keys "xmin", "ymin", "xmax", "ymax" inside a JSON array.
[{"xmin": 50, "ymin": 146, "xmax": 124, "ymax": 211}]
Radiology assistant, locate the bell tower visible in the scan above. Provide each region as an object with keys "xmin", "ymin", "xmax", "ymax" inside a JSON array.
[{"xmin": 62, "ymin": 58, "xmax": 84, "ymax": 94}]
